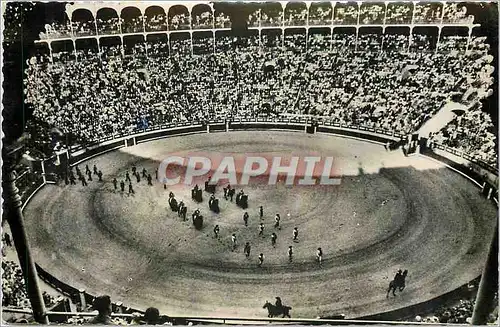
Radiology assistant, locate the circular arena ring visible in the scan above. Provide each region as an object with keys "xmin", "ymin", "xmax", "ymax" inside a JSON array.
[{"xmin": 23, "ymin": 128, "xmax": 497, "ymax": 319}]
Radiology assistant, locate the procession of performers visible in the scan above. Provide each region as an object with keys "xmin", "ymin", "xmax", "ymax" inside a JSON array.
[{"xmin": 60, "ymin": 162, "xmax": 409, "ymax": 313}]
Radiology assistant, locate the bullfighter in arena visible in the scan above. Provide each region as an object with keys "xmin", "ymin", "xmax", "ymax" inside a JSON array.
[
  {"xmin": 142, "ymin": 168, "xmax": 148, "ymax": 178},
  {"xmin": 147, "ymin": 174, "xmax": 153, "ymax": 186},
  {"xmin": 128, "ymin": 182, "xmax": 135, "ymax": 194},
  {"xmin": 231, "ymin": 233, "xmax": 237, "ymax": 251},
  {"xmin": 271, "ymin": 233, "xmax": 277, "ymax": 247},
  {"xmin": 259, "ymin": 206, "xmax": 263, "ymax": 219},
  {"xmin": 259, "ymin": 223, "xmax": 264, "ymax": 236},
  {"xmin": 244, "ymin": 242, "xmax": 251, "ymax": 258},
  {"xmin": 179, "ymin": 205, "xmax": 187, "ymax": 221},
  {"xmin": 132, "ymin": 165, "xmax": 137, "ymax": 175},
  {"xmin": 274, "ymin": 214, "xmax": 281, "ymax": 229},
  {"xmin": 213, "ymin": 225, "xmax": 220, "ymax": 239},
  {"xmin": 293, "ymin": 227, "xmax": 298, "ymax": 241},
  {"xmin": 120, "ymin": 180, "xmax": 125, "ymax": 192},
  {"xmin": 125, "ymin": 171, "xmax": 131, "ymax": 182},
  {"xmin": 113, "ymin": 178, "xmax": 118, "ymax": 190},
  {"xmin": 243, "ymin": 212, "xmax": 249, "ymax": 226},
  {"xmin": 136, "ymin": 172, "xmax": 141, "ymax": 183},
  {"xmin": 178, "ymin": 201, "xmax": 185, "ymax": 216},
  {"xmin": 93, "ymin": 164, "xmax": 98, "ymax": 175},
  {"xmin": 288, "ymin": 246, "xmax": 293, "ymax": 262},
  {"xmin": 316, "ymin": 248, "xmax": 323, "ymax": 265},
  {"xmin": 258, "ymin": 253, "xmax": 264, "ymax": 267}
]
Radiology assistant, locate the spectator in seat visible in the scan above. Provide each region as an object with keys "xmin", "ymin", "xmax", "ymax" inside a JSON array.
[
  {"xmin": 89, "ymin": 295, "xmax": 113, "ymax": 324},
  {"xmin": 143, "ymin": 307, "xmax": 161, "ymax": 325}
]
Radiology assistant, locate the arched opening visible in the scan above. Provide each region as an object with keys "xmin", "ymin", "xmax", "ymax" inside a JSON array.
[
  {"xmin": 309, "ymin": 2, "xmax": 333, "ymax": 26},
  {"xmin": 443, "ymin": 2, "xmax": 472, "ymax": 24},
  {"xmin": 170, "ymin": 32, "xmax": 191, "ymax": 56},
  {"xmin": 440, "ymin": 27, "xmax": 469, "ymax": 53},
  {"xmin": 284, "ymin": 28, "xmax": 306, "ymax": 53},
  {"xmin": 261, "ymin": 2, "xmax": 283, "ymax": 27},
  {"xmin": 359, "ymin": 2, "xmax": 386, "ymax": 25},
  {"xmin": 284, "ymin": 2, "xmax": 307, "ymax": 26},
  {"xmin": 333, "ymin": 2, "xmax": 358, "ymax": 25},
  {"xmin": 75, "ymin": 38, "xmax": 99, "ymax": 60},
  {"xmin": 307, "ymin": 27, "xmax": 331, "ymax": 52},
  {"xmin": 386, "ymin": 2, "xmax": 413, "ymax": 25},
  {"xmin": 146, "ymin": 33, "xmax": 169, "ymax": 57},
  {"xmin": 261, "ymin": 28, "xmax": 283, "ymax": 52},
  {"xmin": 51, "ymin": 40, "xmax": 76, "ymax": 62},
  {"xmin": 358, "ymin": 27, "xmax": 383, "ymax": 52},
  {"xmin": 96, "ymin": 7, "xmax": 120, "ymax": 35},
  {"xmin": 121, "ymin": 6, "xmax": 143, "ymax": 34},
  {"xmin": 123, "ymin": 35, "xmax": 146, "ymax": 57},
  {"xmin": 192, "ymin": 4, "xmax": 213, "ymax": 30},
  {"xmin": 332, "ymin": 27, "xmax": 356, "ymax": 52},
  {"xmin": 71, "ymin": 9, "xmax": 96, "ymax": 37},
  {"xmin": 168, "ymin": 5, "xmax": 190, "ymax": 31},
  {"xmin": 144, "ymin": 6, "xmax": 167, "ymax": 32},
  {"xmin": 383, "ymin": 27, "xmax": 410, "ymax": 52},
  {"xmin": 99, "ymin": 36, "xmax": 122, "ymax": 58},
  {"xmin": 414, "ymin": 2, "xmax": 444, "ymax": 24},
  {"xmin": 193, "ymin": 31, "xmax": 214, "ymax": 55},
  {"xmin": 214, "ymin": 3, "xmax": 232, "ymax": 29},
  {"xmin": 410, "ymin": 26, "xmax": 439, "ymax": 52}
]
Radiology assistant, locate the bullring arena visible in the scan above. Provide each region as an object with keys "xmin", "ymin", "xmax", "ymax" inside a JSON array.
[{"xmin": 23, "ymin": 130, "xmax": 497, "ymax": 319}]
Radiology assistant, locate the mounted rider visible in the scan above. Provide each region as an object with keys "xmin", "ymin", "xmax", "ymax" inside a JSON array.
[
  {"xmin": 394, "ymin": 269, "xmax": 403, "ymax": 287},
  {"xmin": 275, "ymin": 297, "xmax": 282, "ymax": 309}
]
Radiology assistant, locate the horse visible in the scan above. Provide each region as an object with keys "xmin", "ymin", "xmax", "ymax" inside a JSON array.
[
  {"xmin": 386, "ymin": 270, "xmax": 408, "ymax": 298},
  {"xmin": 263, "ymin": 301, "xmax": 291, "ymax": 318}
]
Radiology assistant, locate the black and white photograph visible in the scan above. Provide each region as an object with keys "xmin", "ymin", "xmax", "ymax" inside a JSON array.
[{"xmin": 1, "ymin": 1, "xmax": 499, "ymax": 325}]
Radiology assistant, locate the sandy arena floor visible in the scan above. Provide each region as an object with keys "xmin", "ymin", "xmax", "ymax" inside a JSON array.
[{"xmin": 24, "ymin": 131, "xmax": 497, "ymax": 319}]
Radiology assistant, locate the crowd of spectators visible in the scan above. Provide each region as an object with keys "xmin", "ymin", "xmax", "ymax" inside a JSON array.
[
  {"xmin": 214, "ymin": 12, "xmax": 231, "ymax": 29},
  {"xmin": 386, "ymin": 3, "xmax": 412, "ymax": 24},
  {"xmin": 121, "ymin": 17, "xmax": 143, "ymax": 34},
  {"xmin": 145, "ymin": 14, "xmax": 167, "ymax": 32},
  {"xmin": 40, "ymin": 22, "xmax": 72, "ymax": 40},
  {"xmin": 39, "ymin": 4, "xmax": 476, "ymax": 41},
  {"xmin": 442, "ymin": 2, "xmax": 474, "ymax": 24},
  {"xmin": 97, "ymin": 17, "xmax": 120, "ymax": 35},
  {"xmin": 2, "ymin": 260, "xmax": 30, "ymax": 308},
  {"xmin": 2, "ymin": 230, "xmax": 58, "ymax": 310},
  {"xmin": 308, "ymin": 4, "xmax": 332, "ymax": 25},
  {"xmin": 359, "ymin": 3, "xmax": 385, "ymax": 25},
  {"xmin": 24, "ymin": 28, "xmax": 496, "ymax": 164},
  {"xmin": 284, "ymin": 6, "xmax": 307, "ymax": 26},
  {"xmin": 414, "ymin": 297, "xmax": 498, "ymax": 324},
  {"xmin": 72, "ymin": 20, "xmax": 96, "ymax": 37},
  {"xmin": 192, "ymin": 11, "xmax": 212, "ymax": 29},
  {"xmin": 332, "ymin": 5, "xmax": 358, "ymax": 25},
  {"xmin": 169, "ymin": 13, "xmax": 190, "ymax": 31}
]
